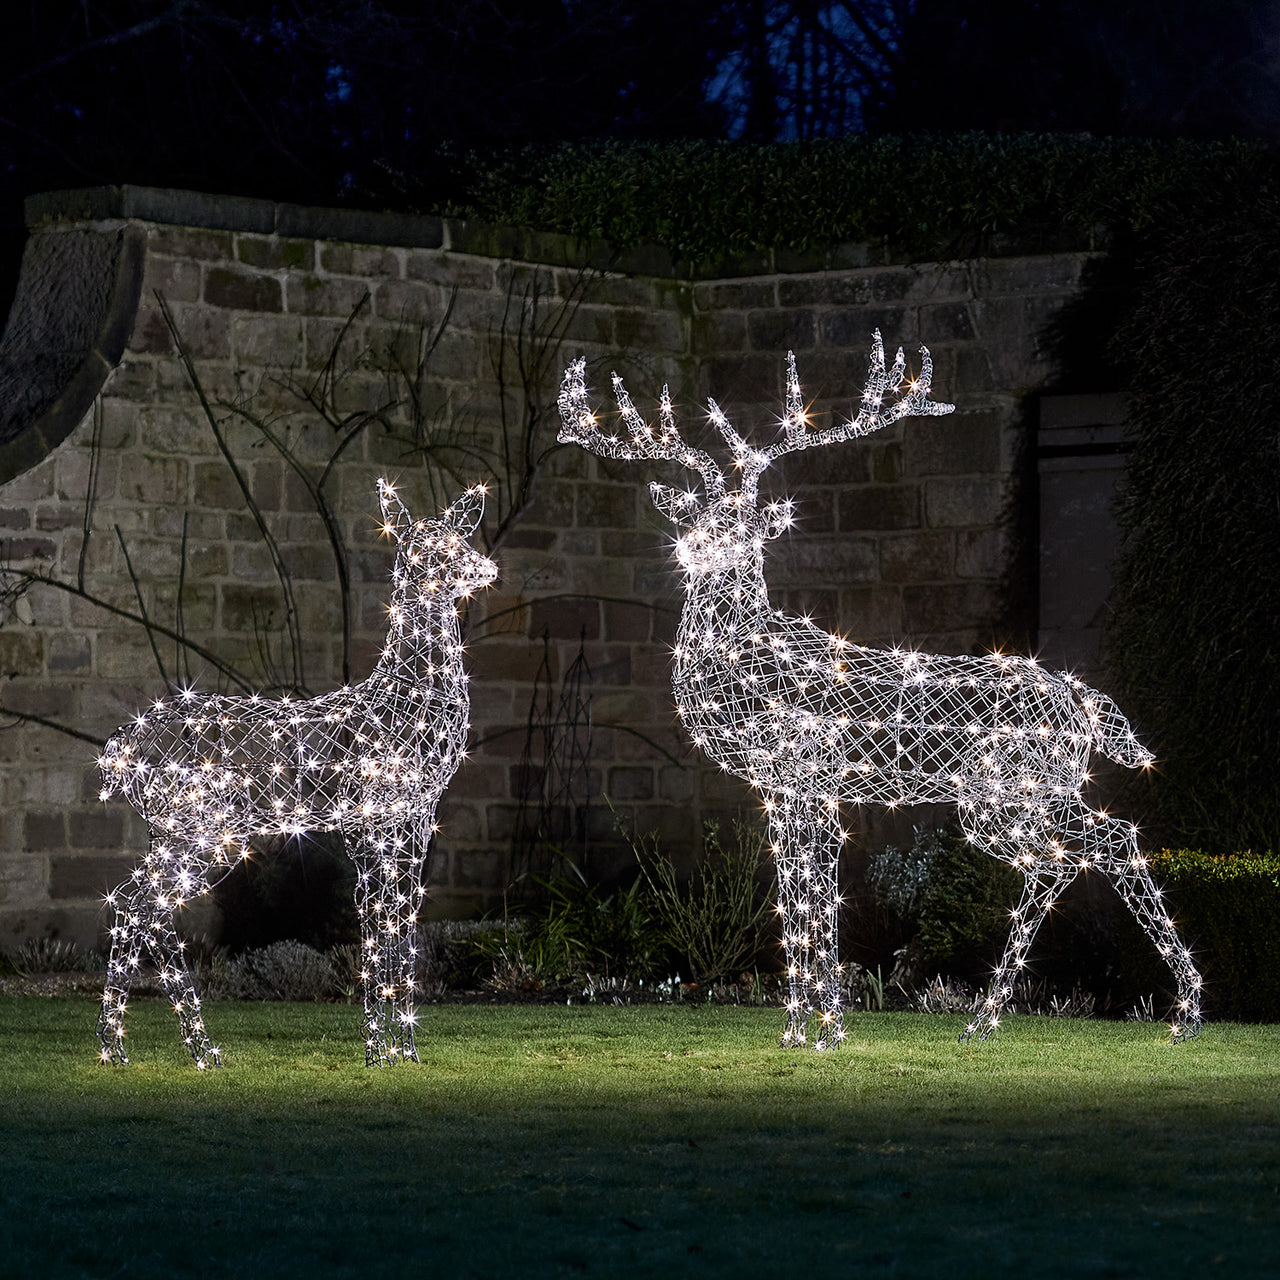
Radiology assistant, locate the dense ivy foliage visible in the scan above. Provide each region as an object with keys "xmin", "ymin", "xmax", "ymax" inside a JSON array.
[
  {"xmin": 1148, "ymin": 850, "xmax": 1280, "ymax": 1021},
  {"xmin": 433, "ymin": 134, "xmax": 1264, "ymax": 264},
  {"xmin": 1107, "ymin": 173, "xmax": 1280, "ymax": 853}
]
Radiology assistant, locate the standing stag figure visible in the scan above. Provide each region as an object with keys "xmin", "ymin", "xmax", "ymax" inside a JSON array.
[
  {"xmin": 96, "ymin": 480, "xmax": 496, "ymax": 1067},
  {"xmin": 559, "ymin": 334, "xmax": 1201, "ymax": 1050}
]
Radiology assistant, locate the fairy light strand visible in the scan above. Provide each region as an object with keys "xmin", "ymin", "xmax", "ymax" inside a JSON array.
[
  {"xmin": 95, "ymin": 481, "xmax": 496, "ymax": 1068},
  {"xmin": 558, "ymin": 332, "xmax": 1202, "ymax": 1049}
]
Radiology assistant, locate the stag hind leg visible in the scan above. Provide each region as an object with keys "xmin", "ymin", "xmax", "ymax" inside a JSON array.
[
  {"xmin": 960, "ymin": 860, "xmax": 1077, "ymax": 1044},
  {"xmin": 1091, "ymin": 821, "xmax": 1202, "ymax": 1039},
  {"xmin": 769, "ymin": 798, "xmax": 845, "ymax": 1050}
]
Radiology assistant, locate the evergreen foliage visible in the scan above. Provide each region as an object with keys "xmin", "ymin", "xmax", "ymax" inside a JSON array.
[
  {"xmin": 1106, "ymin": 173, "xmax": 1280, "ymax": 851},
  {"xmin": 1148, "ymin": 849, "xmax": 1280, "ymax": 1022},
  {"xmin": 434, "ymin": 134, "xmax": 1263, "ymax": 265}
]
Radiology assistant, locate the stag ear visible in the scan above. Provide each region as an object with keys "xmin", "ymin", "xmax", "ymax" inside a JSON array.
[
  {"xmin": 650, "ymin": 482, "xmax": 700, "ymax": 528},
  {"xmin": 443, "ymin": 484, "xmax": 486, "ymax": 537},
  {"xmin": 761, "ymin": 499, "xmax": 795, "ymax": 541},
  {"xmin": 378, "ymin": 478, "xmax": 413, "ymax": 543}
]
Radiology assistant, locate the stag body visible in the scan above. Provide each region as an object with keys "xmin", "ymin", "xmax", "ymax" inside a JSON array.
[
  {"xmin": 96, "ymin": 482, "xmax": 496, "ymax": 1067},
  {"xmin": 560, "ymin": 335, "xmax": 1202, "ymax": 1049}
]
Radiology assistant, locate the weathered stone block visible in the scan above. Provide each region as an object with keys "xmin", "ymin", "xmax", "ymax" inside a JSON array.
[
  {"xmin": 0, "ymin": 853, "xmax": 47, "ymax": 905},
  {"xmin": 49, "ymin": 853, "xmax": 136, "ymax": 899},
  {"xmin": 23, "ymin": 811, "xmax": 66, "ymax": 851},
  {"xmin": 748, "ymin": 308, "xmax": 814, "ymax": 352},
  {"xmin": 607, "ymin": 765, "xmax": 654, "ymax": 801},
  {"xmin": 236, "ymin": 236, "xmax": 313, "ymax": 271},
  {"xmin": 614, "ymin": 308, "xmax": 686, "ymax": 353},
  {"xmin": 878, "ymin": 531, "xmax": 954, "ymax": 582},
  {"xmin": 902, "ymin": 581, "xmax": 1001, "ymax": 634},
  {"xmin": 819, "ymin": 308, "xmax": 916, "ymax": 350},
  {"xmin": 838, "ymin": 483, "xmax": 921, "ymax": 531},
  {"xmin": 142, "ymin": 256, "xmax": 201, "ymax": 304},
  {"xmin": 232, "ymin": 314, "xmax": 305, "ymax": 365},
  {"xmin": 840, "ymin": 585, "xmax": 903, "ymax": 639},
  {"xmin": 204, "ymin": 268, "xmax": 282, "ymax": 312},
  {"xmin": 693, "ymin": 280, "xmax": 776, "ymax": 311},
  {"xmin": 47, "ymin": 635, "xmax": 91, "ymax": 672},
  {"xmin": 576, "ymin": 483, "xmax": 636, "ymax": 530},
  {"xmin": 529, "ymin": 597, "xmax": 600, "ymax": 641},
  {"xmin": 0, "ymin": 630, "xmax": 44, "ymax": 672},
  {"xmin": 69, "ymin": 809, "xmax": 124, "ymax": 849},
  {"xmin": 469, "ymin": 640, "xmax": 556, "ymax": 685},
  {"xmin": 772, "ymin": 535, "xmax": 876, "ymax": 587},
  {"xmin": 956, "ymin": 528, "xmax": 1009, "ymax": 580},
  {"xmin": 924, "ymin": 476, "xmax": 1005, "ymax": 528}
]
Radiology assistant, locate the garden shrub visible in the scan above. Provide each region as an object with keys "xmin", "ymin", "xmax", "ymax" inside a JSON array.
[
  {"xmin": 908, "ymin": 827, "xmax": 1021, "ymax": 984},
  {"xmin": 634, "ymin": 818, "xmax": 775, "ymax": 985},
  {"xmin": 1147, "ymin": 849, "xmax": 1280, "ymax": 1022},
  {"xmin": 204, "ymin": 940, "xmax": 336, "ymax": 1002}
]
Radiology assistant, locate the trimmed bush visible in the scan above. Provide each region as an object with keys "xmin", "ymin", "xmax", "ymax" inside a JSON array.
[
  {"xmin": 1148, "ymin": 849, "xmax": 1280, "ymax": 1022},
  {"xmin": 434, "ymin": 134, "xmax": 1263, "ymax": 265}
]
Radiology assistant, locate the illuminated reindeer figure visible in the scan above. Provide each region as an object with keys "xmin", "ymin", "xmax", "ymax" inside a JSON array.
[
  {"xmin": 559, "ymin": 334, "xmax": 1201, "ymax": 1050},
  {"xmin": 95, "ymin": 480, "xmax": 496, "ymax": 1068}
]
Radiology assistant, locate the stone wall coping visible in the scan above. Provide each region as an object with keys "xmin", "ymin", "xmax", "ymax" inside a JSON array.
[{"xmin": 25, "ymin": 184, "xmax": 1098, "ymax": 282}]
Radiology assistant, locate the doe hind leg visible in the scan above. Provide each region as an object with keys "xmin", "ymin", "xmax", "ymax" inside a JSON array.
[
  {"xmin": 961, "ymin": 860, "xmax": 1077, "ymax": 1044},
  {"xmin": 144, "ymin": 904, "xmax": 221, "ymax": 1069},
  {"xmin": 96, "ymin": 883, "xmax": 148, "ymax": 1064}
]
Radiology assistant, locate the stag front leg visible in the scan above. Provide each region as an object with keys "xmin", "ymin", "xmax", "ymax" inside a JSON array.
[
  {"xmin": 961, "ymin": 860, "xmax": 1075, "ymax": 1044},
  {"xmin": 769, "ymin": 797, "xmax": 845, "ymax": 1051}
]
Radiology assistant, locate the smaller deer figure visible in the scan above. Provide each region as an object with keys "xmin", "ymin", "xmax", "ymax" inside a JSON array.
[
  {"xmin": 95, "ymin": 481, "xmax": 496, "ymax": 1067},
  {"xmin": 559, "ymin": 335, "xmax": 1201, "ymax": 1050}
]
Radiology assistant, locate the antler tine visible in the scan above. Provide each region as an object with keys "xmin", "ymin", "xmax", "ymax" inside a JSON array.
[
  {"xmin": 751, "ymin": 332, "xmax": 954, "ymax": 470},
  {"xmin": 557, "ymin": 359, "xmax": 725, "ymax": 496}
]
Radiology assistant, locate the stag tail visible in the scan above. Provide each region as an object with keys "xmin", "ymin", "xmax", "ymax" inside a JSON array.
[{"xmin": 1066, "ymin": 678, "xmax": 1154, "ymax": 769}]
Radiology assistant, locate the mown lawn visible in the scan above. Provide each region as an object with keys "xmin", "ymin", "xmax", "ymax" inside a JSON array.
[{"xmin": 2, "ymin": 997, "xmax": 1278, "ymax": 1278}]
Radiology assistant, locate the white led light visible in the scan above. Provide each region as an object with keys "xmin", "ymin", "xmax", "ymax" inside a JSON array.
[
  {"xmin": 95, "ymin": 481, "xmax": 496, "ymax": 1068},
  {"xmin": 559, "ymin": 333, "xmax": 1202, "ymax": 1049}
]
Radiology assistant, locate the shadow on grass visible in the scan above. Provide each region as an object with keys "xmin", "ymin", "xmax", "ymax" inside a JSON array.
[{"xmin": 2, "ymin": 999, "xmax": 1278, "ymax": 1277}]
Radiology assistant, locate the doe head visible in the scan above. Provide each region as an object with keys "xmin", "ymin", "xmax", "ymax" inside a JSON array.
[{"xmin": 379, "ymin": 480, "xmax": 498, "ymax": 599}]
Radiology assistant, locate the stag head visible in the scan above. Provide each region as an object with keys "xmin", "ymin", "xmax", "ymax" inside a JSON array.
[{"xmin": 557, "ymin": 332, "xmax": 954, "ymax": 575}]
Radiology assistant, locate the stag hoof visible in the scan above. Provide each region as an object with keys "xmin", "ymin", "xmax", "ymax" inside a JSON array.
[{"xmin": 1171, "ymin": 1017, "xmax": 1202, "ymax": 1043}]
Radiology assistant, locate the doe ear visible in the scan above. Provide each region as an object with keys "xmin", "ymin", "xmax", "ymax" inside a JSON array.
[
  {"xmin": 650, "ymin": 482, "xmax": 700, "ymax": 528},
  {"xmin": 443, "ymin": 484, "xmax": 487, "ymax": 537},
  {"xmin": 378, "ymin": 478, "xmax": 414, "ymax": 542}
]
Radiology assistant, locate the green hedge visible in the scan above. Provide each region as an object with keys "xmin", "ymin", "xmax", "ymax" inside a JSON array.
[
  {"xmin": 431, "ymin": 134, "xmax": 1265, "ymax": 265},
  {"xmin": 1149, "ymin": 850, "xmax": 1280, "ymax": 1022}
]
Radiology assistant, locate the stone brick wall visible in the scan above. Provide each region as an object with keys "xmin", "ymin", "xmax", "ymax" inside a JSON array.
[{"xmin": 0, "ymin": 186, "xmax": 1094, "ymax": 946}]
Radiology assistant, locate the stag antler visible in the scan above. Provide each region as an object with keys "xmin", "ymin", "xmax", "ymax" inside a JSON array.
[
  {"xmin": 736, "ymin": 331, "xmax": 954, "ymax": 499},
  {"xmin": 557, "ymin": 358, "xmax": 726, "ymax": 498}
]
